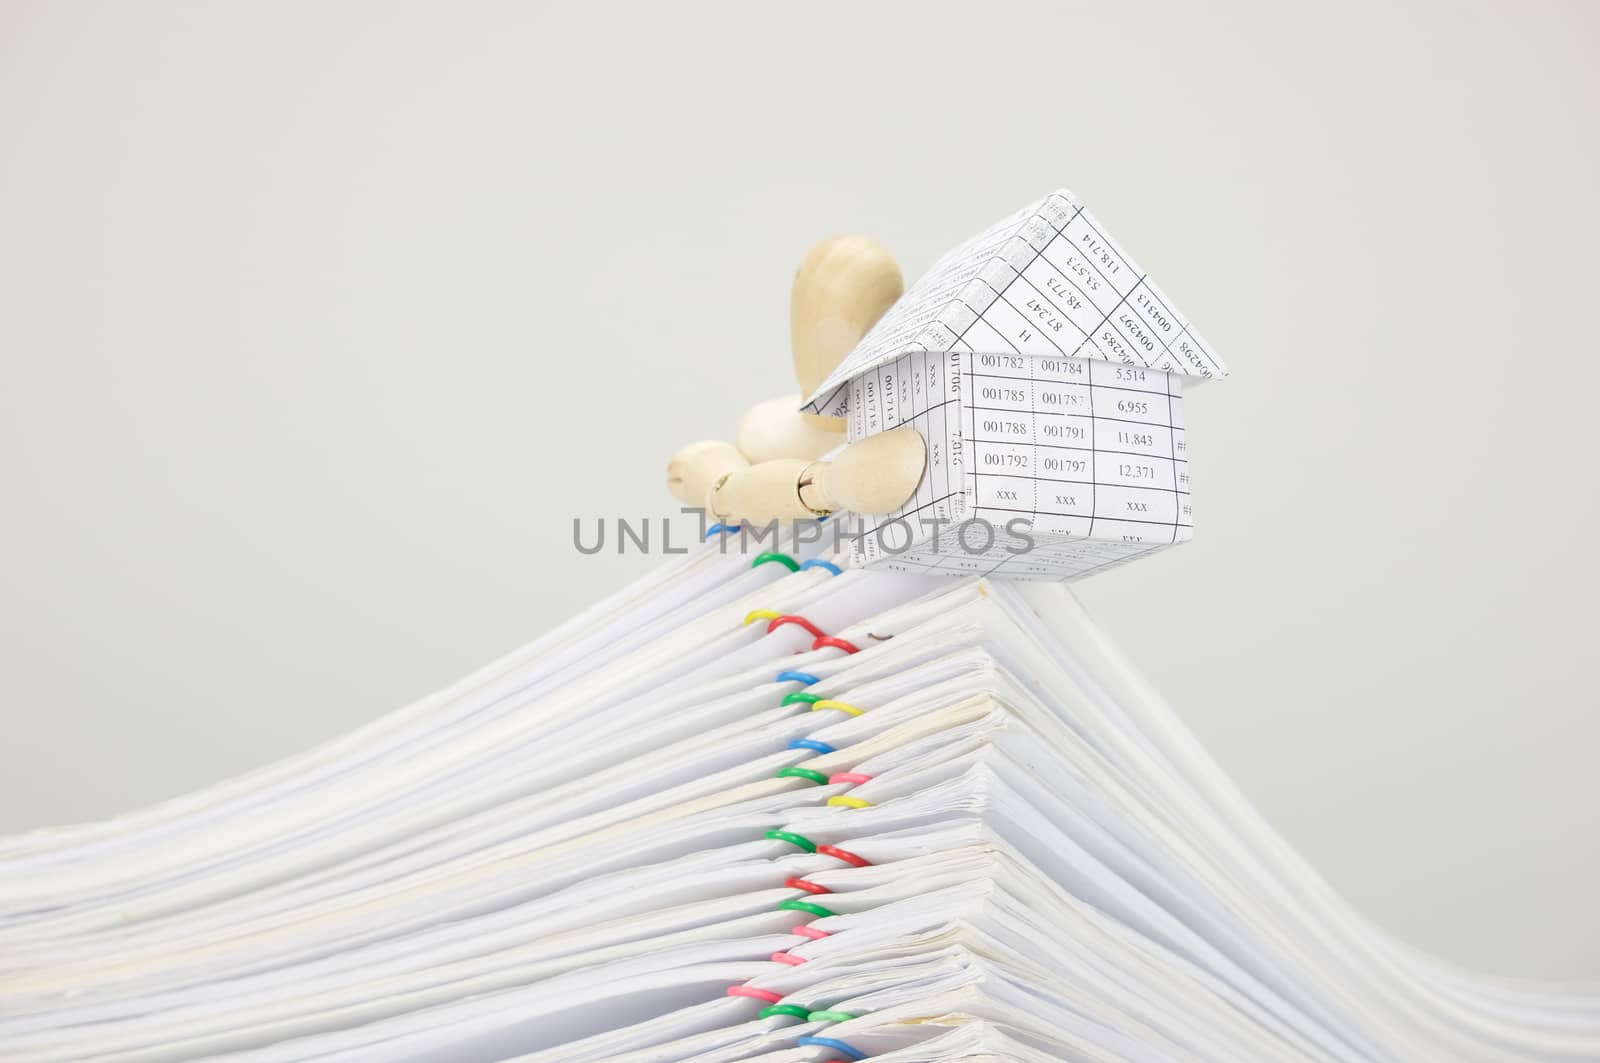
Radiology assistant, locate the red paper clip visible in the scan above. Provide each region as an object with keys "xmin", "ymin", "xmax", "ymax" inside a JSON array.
[
  {"xmin": 766, "ymin": 615, "xmax": 828, "ymax": 640},
  {"xmin": 812, "ymin": 635, "xmax": 859, "ymax": 655},
  {"xmin": 816, "ymin": 844, "xmax": 871, "ymax": 868}
]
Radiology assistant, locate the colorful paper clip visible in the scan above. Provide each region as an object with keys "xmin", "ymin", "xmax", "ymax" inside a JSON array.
[
  {"xmin": 797, "ymin": 1036, "xmax": 867, "ymax": 1061},
  {"xmin": 751, "ymin": 552, "xmax": 800, "ymax": 572},
  {"xmin": 767, "ymin": 614, "xmax": 827, "ymax": 639}
]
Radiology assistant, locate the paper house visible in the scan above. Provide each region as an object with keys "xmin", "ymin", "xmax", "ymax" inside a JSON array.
[{"xmin": 802, "ymin": 189, "xmax": 1229, "ymax": 580}]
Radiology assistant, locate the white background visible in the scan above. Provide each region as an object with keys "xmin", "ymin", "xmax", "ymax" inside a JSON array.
[{"xmin": 2, "ymin": 1, "xmax": 1596, "ymax": 978}]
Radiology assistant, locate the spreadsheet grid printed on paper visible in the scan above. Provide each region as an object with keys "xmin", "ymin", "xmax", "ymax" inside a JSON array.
[
  {"xmin": 805, "ymin": 188, "xmax": 1227, "ymax": 420},
  {"xmin": 819, "ymin": 187, "xmax": 1223, "ymax": 579},
  {"xmin": 846, "ymin": 350, "xmax": 1189, "ymax": 579}
]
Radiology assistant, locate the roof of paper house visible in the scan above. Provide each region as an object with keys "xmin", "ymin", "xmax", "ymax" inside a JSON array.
[{"xmin": 802, "ymin": 189, "xmax": 1230, "ymax": 418}]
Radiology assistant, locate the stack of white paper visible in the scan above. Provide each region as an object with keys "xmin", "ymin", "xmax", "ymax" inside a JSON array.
[{"xmin": 2, "ymin": 537, "xmax": 1595, "ymax": 1061}]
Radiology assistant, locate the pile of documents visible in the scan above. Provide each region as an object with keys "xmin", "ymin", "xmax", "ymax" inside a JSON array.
[{"xmin": 1, "ymin": 539, "xmax": 1595, "ymax": 1061}]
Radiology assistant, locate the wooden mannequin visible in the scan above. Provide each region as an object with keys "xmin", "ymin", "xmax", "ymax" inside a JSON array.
[
  {"xmin": 666, "ymin": 235, "xmax": 926, "ymax": 525},
  {"xmin": 706, "ymin": 427, "xmax": 926, "ymax": 523}
]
